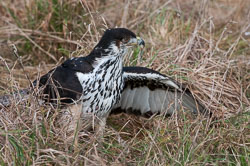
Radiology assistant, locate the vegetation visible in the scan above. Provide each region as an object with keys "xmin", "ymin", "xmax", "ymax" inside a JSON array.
[{"xmin": 0, "ymin": 0, "xmax": 249, "ymax": 165}]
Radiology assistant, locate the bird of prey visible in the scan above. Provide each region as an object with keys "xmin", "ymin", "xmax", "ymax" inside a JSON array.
[{"xmin": 0, "ymin": 28, "xmax": 207, "ymax": 134}]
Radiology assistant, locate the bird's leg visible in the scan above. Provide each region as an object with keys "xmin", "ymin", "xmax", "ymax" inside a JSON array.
[
  {"xmin": 83, "ymin": 114, "xmax": 108, "ymax": 165},
  {"xmin": 57, "ymin": 103, "xmax": 85, "ymax": 149},
  {"xmin": 93, "ymin": 115, "xmax": 107, "ymax": 142},
  {"xmin": 58, "ymin": 104, "xmax": 109, "ymax": 162}
]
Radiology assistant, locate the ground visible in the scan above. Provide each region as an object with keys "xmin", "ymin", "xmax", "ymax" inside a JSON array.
[{"xmin": 0, "ymin": 0, "xmax": 249, "ymax": 165}]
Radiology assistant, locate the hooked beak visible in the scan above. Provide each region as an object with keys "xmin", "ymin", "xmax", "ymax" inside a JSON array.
[
  {"xmin": 127, "ymin": 37, "xmax": 145, "ymax": 48},
  {"xmin": 136, "ymin": 37, "xmax": 145, "ymax": 48}
]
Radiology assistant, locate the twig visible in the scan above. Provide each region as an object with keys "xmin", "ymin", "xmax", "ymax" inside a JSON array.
[{"xmin": 10, "ymin": 44, "xmax": 39, "ymax": 101}]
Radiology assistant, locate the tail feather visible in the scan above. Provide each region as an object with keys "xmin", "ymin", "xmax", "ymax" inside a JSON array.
[{"xmin": 0, "ymin": 88, "xmax": 30, "ymax": 107}]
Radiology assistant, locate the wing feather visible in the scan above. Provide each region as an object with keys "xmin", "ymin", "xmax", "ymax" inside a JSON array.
[
  {"xmin": 131, "ymin": 88, "xmax": 140, "ymax": 110},
  {"xmin": 120, "ymin": 88, "xmax": 130, "ymax": 109},
  {"xmin": 148, "ymin": 90, "xmax": 157, "ymax": 113},
  {"xmin": 154, "ymin": 89, "xmax": 162, "ymax": 112},
  {"xmin": 111, "ymin": 67, "xmax": 209, "ymax": 117},
  {"xmin": 133, "ymin": 87, "xmax": 150, "ymax": 114},
  {"xmin": 125, "ymin": 88, "xmax": 136, "ymax": 109}
]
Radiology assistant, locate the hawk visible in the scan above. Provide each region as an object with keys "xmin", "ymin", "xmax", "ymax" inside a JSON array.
[{"xmin": 0, "ymin": 28, "xmax": 207, "ymax": 133}]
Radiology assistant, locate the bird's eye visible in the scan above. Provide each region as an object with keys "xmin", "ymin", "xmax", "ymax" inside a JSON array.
[{"xmin": 122, "ymin": 37, "xmax": 129, "ymax": 43}]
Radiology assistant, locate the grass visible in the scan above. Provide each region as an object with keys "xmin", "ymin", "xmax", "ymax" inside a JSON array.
[{"xmin": 0, "ymin": 0, "xmax": 249, "ymax": 165}]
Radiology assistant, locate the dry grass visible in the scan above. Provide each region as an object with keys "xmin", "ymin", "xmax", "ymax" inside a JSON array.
[{"xmin": 0, "ymin": 0, "xmax": 249, "ymax": 165}]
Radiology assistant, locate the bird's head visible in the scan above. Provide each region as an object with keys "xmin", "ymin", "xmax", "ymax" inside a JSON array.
[{"xmin": 95, "ymin": 28, "xmax": 145, "ymax": 56}]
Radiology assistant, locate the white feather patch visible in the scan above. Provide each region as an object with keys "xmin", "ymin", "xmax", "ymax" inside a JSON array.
[
  {"xmin": 118, "ymin": 86, "xmax": 181, "ymax": 115},
  {"xmin": 121, "ymin": 88, "xmax": 131, "ymax": 109},
  {"xmin": 76, "ymin": 72, "xmax": 92, "ymax": 85},
  {"xmin": 149, "ymin": 90, "xmax": 157, "ymax": 113},
  {"xmin": 164, "ymin": 80, "xmax": 180, "ymax": 90},
  {"xmin": 131, "ymin": 87, "xmax": 150, "ymax": 113},
  {"xmin": 124, "ymin": 87, "xmax": 135, "ymax": 109}
]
